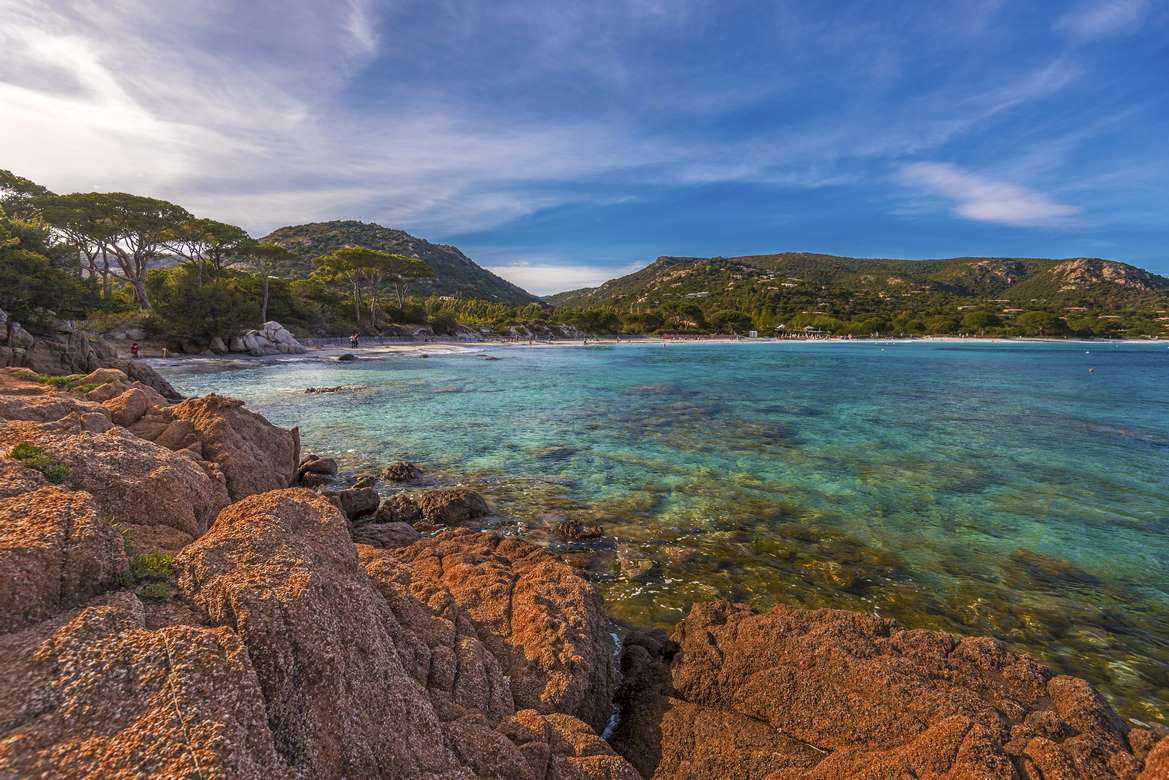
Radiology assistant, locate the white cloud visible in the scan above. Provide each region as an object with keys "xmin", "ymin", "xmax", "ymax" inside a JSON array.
[
  {"xmin": 0, "ymin": 0, "xmax": 677, "ymax": 237},
  {"xmin": 485, "ymin": 262, "xmax": 643, "ymax": 296},
  {"xmin": 1054, "ymin": 0, "xmax": 1151, "ymax": 41},
  {"xmin": 900, "ymin": 162, "xmax": 1080, "ymax": 227}
]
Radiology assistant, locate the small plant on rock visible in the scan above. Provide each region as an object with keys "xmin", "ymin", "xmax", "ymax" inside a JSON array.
[
  {"xmin": 119, "ymin": 552, "xmax": 177, "ymax": 601},
  {"xmin": 10, "ymin": 442, "xmax": 69, "ymax": 484},
  {"xmin": 33, "ymin": 373, "xmax": 85, "ymax": 388}
]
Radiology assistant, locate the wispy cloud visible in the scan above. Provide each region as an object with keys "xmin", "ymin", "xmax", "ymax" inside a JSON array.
[
  {"xmin": 1054, "ymin": 0, "xmax": 1151, "ymax": 41},
  {"xmin": 900, "ymin": 163, "xmax": 1080, "ymax": 227}
]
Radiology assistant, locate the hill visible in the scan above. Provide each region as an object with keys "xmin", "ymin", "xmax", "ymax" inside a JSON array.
[
  {"xmin": 261, "ymin": 220, "xmax": 538, "ymax": 304},
  {"xmin": 547, "ymin": 253, "xmax": 1169, "ymax": 337},
  {"xmin": 550, "ymin": 253, "xmax": 1169, "ymax": 306}
]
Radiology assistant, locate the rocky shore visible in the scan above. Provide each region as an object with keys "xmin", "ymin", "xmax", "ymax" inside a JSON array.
[{"xmin": 0, "ymin": 367, "xmax": 1165, "ymax": 779}]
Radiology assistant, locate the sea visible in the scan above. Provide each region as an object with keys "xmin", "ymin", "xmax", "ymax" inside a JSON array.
[{"xmin": 160, "ymin": 340, "xmax": 1169, "ymax": 724}]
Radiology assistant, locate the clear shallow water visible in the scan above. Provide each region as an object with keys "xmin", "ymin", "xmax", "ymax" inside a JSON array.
[{"xmin": 162, "ymin": 341, "xmax": 1169, "ymax": 724}]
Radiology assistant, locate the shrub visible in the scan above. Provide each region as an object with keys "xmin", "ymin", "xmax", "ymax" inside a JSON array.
[
  {"xmin": 135, "ymin": 581, "xmax": 172, "ymax": 601},
  {"xmin": 33, "ymin": 373, "xmax": 84, "ymax": 388},
  {"xmin": 124, "ymin": 552, "xmax": 175, "ymax": 582},
  {"xmin": 118, "ymin": 552, "xmax": 176, "ymax": 601},
  {"xmin": 10, "ymin": 442, "xmax": 69, "ymax": 483}
]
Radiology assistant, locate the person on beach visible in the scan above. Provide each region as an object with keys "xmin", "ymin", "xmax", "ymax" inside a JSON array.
[
  {"xmin": 130, "ymin": 342, "xmax": 140, "ymax": 359},
  {"xmin": 350, "ymin": 332, "xmax": 360, "ymax": 348}
]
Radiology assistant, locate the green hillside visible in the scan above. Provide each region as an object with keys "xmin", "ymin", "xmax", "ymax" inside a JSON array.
[
  {"xmin": 262, "ymin": 220, "xmax": 537, "ymax": 304},
  {"xmin": 548, "ymin": 253, "xmax": 1169, "ymax": 338}
]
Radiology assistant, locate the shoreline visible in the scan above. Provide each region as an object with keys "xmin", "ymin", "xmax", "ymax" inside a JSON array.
[{"xmin": 135, "ymin": 333, "xmax": 1166, "ymax": 370}]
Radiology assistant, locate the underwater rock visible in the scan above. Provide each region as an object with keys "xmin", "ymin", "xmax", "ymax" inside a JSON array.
[
  {"xmin": 383, "ymin": 460, "xmax": 424, "ymax": 482},
  {"xmin": 554, "ymin": 518, "xmax": 605, "ymax": 541}
]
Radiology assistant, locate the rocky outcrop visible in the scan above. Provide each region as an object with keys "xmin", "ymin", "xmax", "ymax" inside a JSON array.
[
  {"xmin": 0, "ymin": 486, "xmax": 128, "ymax": 632},
  {"xmin": 0, "ymin": 592, "xmax": 288, "ymax": 778},
  {"xmin": 0, "ymin": 308, "xmax": 181, "ymax": 402},
  {"xmin": 0, "ymin": 417, "xmax": 231, "ymax": 554},
  {"xmin": 169, "ymin": 394, "xmax": 299, "ymax": 500},
  {"xmin": 230, "ymin": 321, "xmax": 308, "ymax": 356},
  {"xmin": 612, "ymin": 600, "xmax": 1164, "ymax": 779},
  {"xmin": 384, "ymin": 528, "xmax": 619, "ymax": 732},
  {"xmin": 175, "ymin": 490, "xmax": 637, "ymax": 779},
  {"xmin": 0, "ymin": 314, "xmax": 116, "ymax": 375}
]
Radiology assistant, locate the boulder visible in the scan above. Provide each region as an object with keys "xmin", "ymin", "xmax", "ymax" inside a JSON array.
[
  {"xmin": 612, "ymin": 600, "xmax": 1157, "ymax": 779},
  {"xmin": 101, "ymin": 386, "xmax": 157, "ymax": 427},
  {"xmin": 229, "ymin": 336, "xmax": 247, "ymax": 353},
  {"xmin": 175, "ymin": 489, "xmax": 474, "ymax": 778},
  {"xmin": 300, "ymin": 472, "xmax": 333, "ymax": 488},
  {"xmin": 322, "ymin": 484, "xmax": 380, "ymax": 519},
  {"xmin": 0, "ymin": 418, "xmax": 231, "ymax": 554},
  {"xmin": 0, "ymin": 592, "xmax": 288, "ymax": 778},
  {"xmin": 0, "ymin": 487, "xmax": 128, "ymax": 632},
  {"xmin": 554, "ymin": 518, "xmax": 605, "ymax": 541},
  {"xmin": 169, "ymin": 393, "xmax": 299, "ymax": 500},
  {"xmin": 115, "ymin": 359, "xmax": 184, "ymax": 401},
  {"xmin": 350, "ymin": 520, "xmax": 421, "ymax": 549},
  {"xmin": 209, "ymin": 336, "xmax": 228, "ymax": 354},
  {"xmin": 259, "ymin": 321, "xmax": 307, "ymax": 354},
  {"xmin": 413, "ymin": 487, "xmax": 491, "ymax": 525},
  {"xmin": 242, "ymin": 333, "xmax": 262, "ymax": 356},
  {"xmin": 384, "ymin": 460, "xmax": 424, "ymax": 482},
  {"xmin": 384, "ymin": 528, "xmax": 619, "ymax": 732},
  {"xmin": 376, "ymin": 492, "xmax": 423, "ymax": 524},
  {"xmin": 298, "ymin": 454, "xmax": 339, "ymax": 477},
  {"xmin": 6, "ymin": 320, "xmax": 36, "ymax": 350}
]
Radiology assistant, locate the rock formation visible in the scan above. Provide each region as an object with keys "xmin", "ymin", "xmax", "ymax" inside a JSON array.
[
  {"xmin": 611, "ymin": 600, "xmax": 1167, "ymax": 779},
  {"xmin": 0, "ymin": 308, "xmax": 180, "ymax": 401}
]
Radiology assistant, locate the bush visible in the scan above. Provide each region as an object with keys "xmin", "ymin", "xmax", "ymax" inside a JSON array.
[
  {"xmin": 136, "ymin": 581, "xmax": 173, "ymax": 600},
  {"xmin": 33, "ymin": 373, "xmax": 84, "ymax": 388},
  {"xmin": 10, "ymin": 442, "xmax": 69, "ymax": 483},
  {"xmin": 145, "ymin": 266, "xmax": 257, "ymax": 342},
  {"xmin": 123, "ymin": 552, "xmax": 175, "ymax": 582}
]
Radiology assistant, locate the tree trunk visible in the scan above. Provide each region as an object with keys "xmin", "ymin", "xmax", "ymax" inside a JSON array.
[
  {"xmin": 368, "ymin": 288, "xmax": 379, "ymax": 330},
  {"xmin": 100, "ymin": 249, "xmax": 111, "ymax": 299},
  {"xmin": 395, "ymin": 283, "xmax": 405, "ymax": 309},
  {"xmin": 352, "ymin": 282, "xmax": 363, "ymax": 329},
  {"xmin": 132, "ymin": 277, "xmax": 151, "ymax": 309},
  {"xmin": 261, "ymin": 275, "xmax": 270, "ymax": 324}
]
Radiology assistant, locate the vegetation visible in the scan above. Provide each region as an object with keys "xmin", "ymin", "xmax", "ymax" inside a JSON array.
[
  {"xmin": 4, "ymin": 167, "xmax": 1167, "ymax": 343},
  {"xmin": 549, "ymin": 254, "xmax": 1169, "ymax": 339},
  {"xmin": 119, "ymin": 552, "xmax": 175, "ymax": 601},
  {"xmin": 262, "ymin": 220, "xmax": 536, "ymax": 304},
  {"xmin": 10, "ymin": 442, "xmax": 69, "ymax": 484}
]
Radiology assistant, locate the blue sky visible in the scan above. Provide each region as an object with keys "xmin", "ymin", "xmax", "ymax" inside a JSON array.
[{"xmin": 2, "ymin": 0, "xmax": 1167, "ymax": 293}]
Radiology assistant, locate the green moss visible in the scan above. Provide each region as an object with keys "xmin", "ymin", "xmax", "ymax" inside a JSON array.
[
  {"xmin": 33, "ymin": 373, "xmax": 85, "ymax": 388},
  {"xmin": 71, "ymin": 382, "xmax": 100, "ymax": 395},
  {"xmin": 135, "ymin": 581, "xmax": 172, "ymax": 601},
  {"xmin": 10, "ymin": 442, "xmax": 69, "ymax": 484},
  {"xmin": 124, "ymin": 552, "xmax": 175, "ymax": 582}
]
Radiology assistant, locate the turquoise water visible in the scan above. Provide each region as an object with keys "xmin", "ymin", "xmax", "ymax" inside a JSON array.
[{"xmin": 161, "ymin": 341, "xmax": 1169, "ymax": 723}]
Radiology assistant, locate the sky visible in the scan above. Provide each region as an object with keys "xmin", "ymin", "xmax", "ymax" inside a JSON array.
[{"xmin": 1, "ymin": 1, "xmax": 1167, "ymax": 295}]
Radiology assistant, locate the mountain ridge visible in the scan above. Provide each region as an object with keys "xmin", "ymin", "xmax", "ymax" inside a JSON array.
[
  {"xmin": 547, "ymin": 252, "xmax": 1169, "ymax": 306},
  {"xmin": 261, "ymin": 220, "xmax": 538, "ymax": 305}
]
